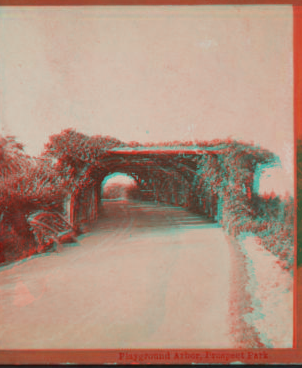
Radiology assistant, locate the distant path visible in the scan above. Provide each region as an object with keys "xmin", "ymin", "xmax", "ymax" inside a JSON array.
[{"xmin": 0, "ymin": 200, "xmax": 253, "ymax": 349}]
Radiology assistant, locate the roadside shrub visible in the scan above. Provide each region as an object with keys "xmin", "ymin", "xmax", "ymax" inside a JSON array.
[
  {"xmin": 0, "ymin": 158, "xmax": 67, "ymax": 264},
  {"xmin": 0, "ymin": 211, "xmax": 37, "ymax": 263},
  {"xmin": 223, "ymin": 192, "xmax": 294, "ymax": 271}
]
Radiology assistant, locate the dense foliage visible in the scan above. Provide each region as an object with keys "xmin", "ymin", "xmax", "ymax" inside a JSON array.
[
  {"xmin": 188, "ymin": 141, "xmax": 293, "ymax": 271},
  {"xmin": 103, "ymin": 183, "xmax": 128, "ymax": 199},
  {"xmin": 0, "ymin": 137, "xmax": 66, "ymax": 263},
  {"xmin": 222, "ymin": 191, "xmax": 294, "ymax": 270},
  {"xmin": 44, "ymin": 129, "xmax": 125, "ymax": 170},
  {"xmin": 0, "ymin": 129, "xmax": 296, "ymax": 271}
]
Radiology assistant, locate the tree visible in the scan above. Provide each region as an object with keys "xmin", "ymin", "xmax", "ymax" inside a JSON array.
[{"xmin": 0, "ymin": 135, "xmax": 30, "ymax": 178}]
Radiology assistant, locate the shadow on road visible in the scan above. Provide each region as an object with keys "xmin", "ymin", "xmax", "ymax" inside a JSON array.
[{"xmin": 80, "ymin": 199, "xmax": 219, "ymax": 237}]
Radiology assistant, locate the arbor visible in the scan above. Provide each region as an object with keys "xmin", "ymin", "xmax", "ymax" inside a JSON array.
[
  {"xmin": 44, "ymin": 129, "xmax": 126, "ymax": 163},
  {"xmin": 43, "ymin": 129, "xmax": 127, "ymax": 190}
]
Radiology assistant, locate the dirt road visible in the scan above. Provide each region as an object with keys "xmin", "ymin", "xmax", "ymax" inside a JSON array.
[{"xmin": 0, "ymin": 200, "xmax": 289, "ymax": 349}]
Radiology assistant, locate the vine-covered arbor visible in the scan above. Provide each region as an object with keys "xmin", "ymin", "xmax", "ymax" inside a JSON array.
[{"xmin": 43, "ymin": 129, "xmax": 276, "ymax": 228}]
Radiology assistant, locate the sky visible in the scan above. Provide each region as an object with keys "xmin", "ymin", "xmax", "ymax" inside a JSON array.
[
  {"xmin": 102, "ymin": 173, "xmax": 135, "ymax": 187},
  {"xmin": 0, "ymin": 6, "xmax": 294, "ymax": 195}
]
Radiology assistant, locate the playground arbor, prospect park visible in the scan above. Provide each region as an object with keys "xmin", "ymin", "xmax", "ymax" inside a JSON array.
[{"xmin": 0, "ymin": 129, "xmax": 294, "ymax": 349}]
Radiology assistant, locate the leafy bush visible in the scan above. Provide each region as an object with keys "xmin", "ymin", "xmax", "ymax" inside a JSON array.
[
  {"xmin": 0, "ymin": 140, "xmax": 67, "ymax": 264},
  {"xmin": 0, "ymin": 135, "xmax": 31, "ymax": 178},
  {"xmin": 222, "ymin": 191, "xmax": 294, "ymax": 271},
  {"xmin": 44, "ymin": 129, "xmax": 127, "ymax": 166}
]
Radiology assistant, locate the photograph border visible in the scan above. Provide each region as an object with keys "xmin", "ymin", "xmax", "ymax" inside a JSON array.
[{"xmin": 0, "ymin": 0, "xmax": 300, "ymax": 364}]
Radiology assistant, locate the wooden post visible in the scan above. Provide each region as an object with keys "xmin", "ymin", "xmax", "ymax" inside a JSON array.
[
  {"xmin": 216, "ymin": 195, "xmax": 223, "ymax": 224},
  {"xmin": 64, "ymin": 194, "xmax": 72, "ymax": 223},
  {"xmin": 69, "ymin": 193, "xmax": 76, "ymax": 226},
  {"xmin": 245, "ymin": 172, "xmax": 254, "ymax": 200},
  {"xmin": 90, "ymin": 185, "xmax": 98, "ymax": 222},
  {"xmin": 173, "ymin": 182, "xmax": 178, "ymax": 206}
]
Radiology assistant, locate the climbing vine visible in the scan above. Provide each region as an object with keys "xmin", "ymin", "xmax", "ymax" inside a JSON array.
[{"xmin": 0, "ymin": 129, "xmax": 293, "ymax": 270}]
